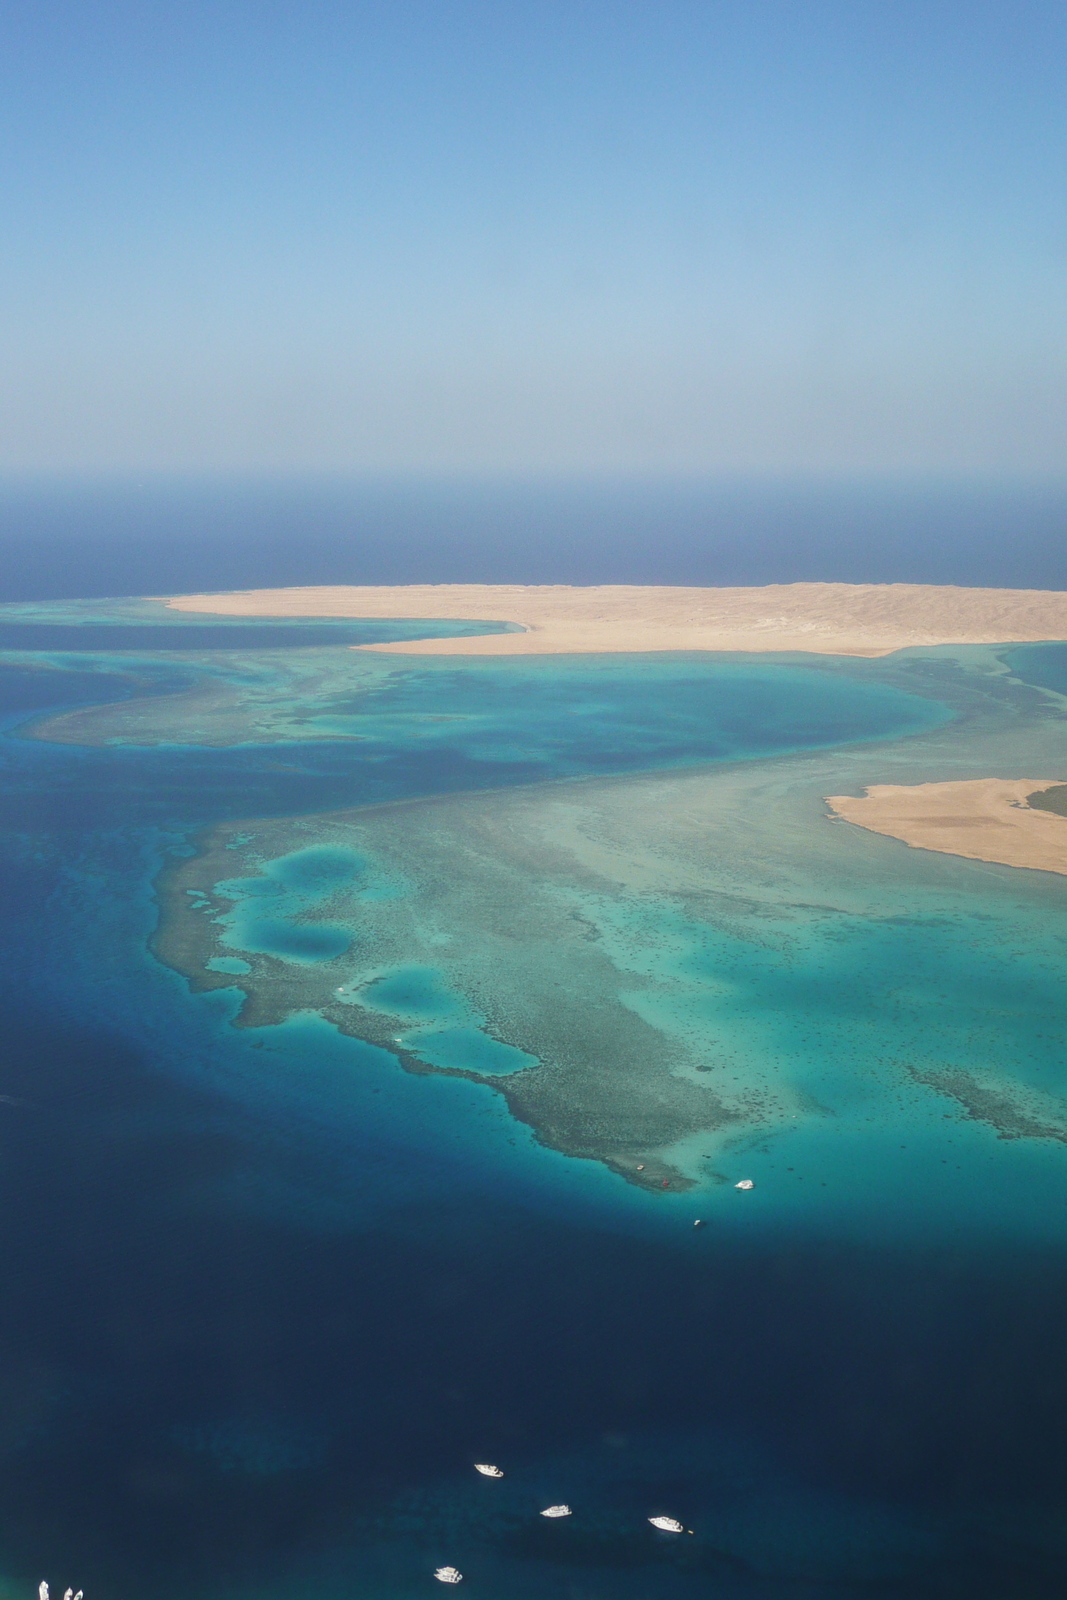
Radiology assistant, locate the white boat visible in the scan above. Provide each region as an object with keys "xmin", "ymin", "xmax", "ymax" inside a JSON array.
[
  {"xmin": 540, "ymin": 1504, "xmax": 571, "ymax": 1518},
  {"xmin": 474, "ymin": 1462, "xmax": 503, "ymax": 1478},
  {"xmin": 39, "ymin": 1585, "xmax": 49, "ymax": 1600},
  {"xmin": 734, "ymin": 1179, "xmax": 754, "ymax": 1190},
  {"xmin": 434, "ymin": 1566, "xmax": 463, "ymax": 1583},
  {"xmin": 648, "ymin": 1515, "xmax": 684, "ymax": 1533}
]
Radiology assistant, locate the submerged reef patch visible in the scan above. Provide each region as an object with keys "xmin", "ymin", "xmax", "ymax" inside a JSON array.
[
  {"xmin": 155, "ymin": 697, "xmax": 1067, "ymax": 1190},
  {"xmin": 903, "ymin": 1065, "xmax": 1067, "ymax": 1143},
  {"xmin": 154, "ymin": 795, "xmax": 747, "ymax": 1189},
  {"xmin": 142, "ymin": 641, "xmax": 1067, "ymax": 1191}
]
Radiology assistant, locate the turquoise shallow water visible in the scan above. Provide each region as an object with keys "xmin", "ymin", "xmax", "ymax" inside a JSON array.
[
  {"xmin": 157, "ymin": 702, "xmax": 1067, "ymax": 1244},
  {"xmin": 212, "ymin": 847, "xmax": 362, "ymax": 964},
  {"xmin": 1, "ymin": 612, "xmax": 1067, "ymax": 1597}
]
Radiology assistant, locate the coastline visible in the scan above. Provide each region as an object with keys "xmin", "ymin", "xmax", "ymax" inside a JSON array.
[
  {"xmin": 826, "ymin": 778, "xmax": 1067, "ymax": 876},
  {"xmin": 164, "ymin": 581, "xmax": 1067, "ymax": 657}
]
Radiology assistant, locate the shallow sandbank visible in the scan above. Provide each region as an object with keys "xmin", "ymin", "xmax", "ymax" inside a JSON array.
[
  {"xmin": 826, "ymin": 778, "xmax": 1067, "ymax": 875},
  {"xmin": 165, "ymin": 581, "xmax": 1067, "ymax": 657}
]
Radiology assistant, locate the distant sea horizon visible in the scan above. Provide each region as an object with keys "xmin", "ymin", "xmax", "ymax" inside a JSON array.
[{"xmin": 1, "ymin": 473, "xmax": 1066, "ymax": 602}]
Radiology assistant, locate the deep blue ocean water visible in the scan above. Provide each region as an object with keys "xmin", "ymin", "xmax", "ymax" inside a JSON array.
[
  {"xmin": 1007, "ymin": 642, "xmax": 1067, "ymax": 697},
  {"xmin": 0, "ymin": 515, "xmax": 1066, "ymax": 1598},
  {"xmin": 1, "ymin": 474, "xmax": 1066, "ymax": 598}
]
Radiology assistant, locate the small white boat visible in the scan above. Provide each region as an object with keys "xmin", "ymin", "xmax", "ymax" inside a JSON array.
[
  {"xmin": 648, "ymin": 1515, "xmax": 684, "ymax": 1533},
  {"xmin": 734, "ymin": 1179, "xmax": 754, "ymax": 1190},
  {"xmin": 474, "ymin": 1462, "xmax": 503, "ymax": 1478},
  {"xmin": 39, "ymin": 1585, "xmax": 49, "ymax": 1600},
  {"xmin": 540, "ymin": 1504, "xmax": 572, "ymax": 1518},
  {"xmin": 434, "ymin": 1566, "xmax": 463, "ymax": 1583}
]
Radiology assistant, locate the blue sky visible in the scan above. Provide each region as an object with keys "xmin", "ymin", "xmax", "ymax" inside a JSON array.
[{"xmin": 1, "ymin": 1, "xmax": 1065, "ymax": 474}]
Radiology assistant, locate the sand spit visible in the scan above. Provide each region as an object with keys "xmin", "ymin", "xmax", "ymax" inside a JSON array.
[
  {"xmin": 826, "ymin": 779, "xmax": 1067, "ymax": 876},
  {"xmin": 164, "ymin": 582, "xmax": 1067, "ymax": 657}
]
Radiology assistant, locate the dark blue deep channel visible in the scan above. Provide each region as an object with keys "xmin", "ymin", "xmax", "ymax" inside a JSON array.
[{"xmin": 0, "ymin": 633, "xmax": 1065, "ymax": 1600}]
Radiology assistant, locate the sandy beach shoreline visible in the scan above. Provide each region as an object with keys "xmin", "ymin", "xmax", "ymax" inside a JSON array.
[
  {"xmin": 164, "ymin": 581, "xmax": 1067, "ymax": 657},
  {"xmin": 826, "ymin": 778, "xmax": 1067, "ymax": 876}
]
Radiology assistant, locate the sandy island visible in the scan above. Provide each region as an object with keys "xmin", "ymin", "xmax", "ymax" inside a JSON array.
[
  {"xmin": 164, "ymin": 581, "xmax": 1067, "ymax": 657},
  {"xmin": 826, "ymin": 779, "xmax": 1067, "ymax": 876}
]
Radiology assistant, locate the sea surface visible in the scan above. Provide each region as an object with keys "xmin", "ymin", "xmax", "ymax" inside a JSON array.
[
  {"xmin": 2, "ymin": 474, "xmax": 1067, "ymax": 597},
  {"xmin": 0, "ymin": 558, "xmax": 1066, "ymax": 1598}
]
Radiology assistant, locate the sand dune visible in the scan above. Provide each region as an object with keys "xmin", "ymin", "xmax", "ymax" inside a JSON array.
[
  {"xmin": 165, "ymin": 582, "xmax": 1067, "ymax": 657},
  {"xmin": 826, "ymin": 779, "xmax": 1067, "ymax": 876}
]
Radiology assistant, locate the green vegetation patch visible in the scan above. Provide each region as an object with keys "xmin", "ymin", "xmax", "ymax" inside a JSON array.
[{"xmin": 1027, "ymin": 785, "xmax": 1067, "ymax": 817}]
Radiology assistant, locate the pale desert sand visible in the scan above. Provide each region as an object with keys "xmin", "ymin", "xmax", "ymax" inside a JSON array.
[
  {"xmin": 826, "ymin": 779, "xmax": 1067, "ymax": 876},
  {"xmin": 165, "ymin": 582, "xmax": 1067, "ymax": 657}
]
